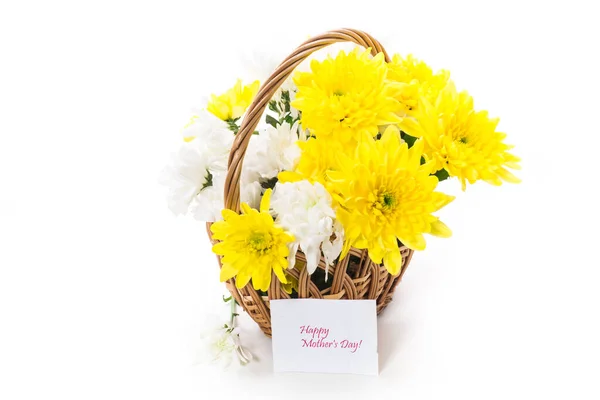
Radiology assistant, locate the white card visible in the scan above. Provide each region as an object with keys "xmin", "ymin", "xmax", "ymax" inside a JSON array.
[{"xmin": 270, "ymin": 299, "xmax": 378, "ymax": 375}]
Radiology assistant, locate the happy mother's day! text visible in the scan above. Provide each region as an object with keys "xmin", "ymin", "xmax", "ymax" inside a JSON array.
[{"xmin": 299, "ymin": 325, "xmax": 363, "ymax": 353}]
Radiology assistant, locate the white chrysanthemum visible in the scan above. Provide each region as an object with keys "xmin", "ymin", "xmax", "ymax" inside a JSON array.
[
  {"xmin": 161, "ymin": 108, "xmax": 268, "ymax": 222},
  {"xmin": 237, "ymin": 49, "xmax": 300, "ymax": 123},
  {"xmin": 191, "ymin": 171, "xmax": 225, "ymax": 222},
  {"xmin": 161, "ymin": 143, "xmax": 265, "ymax": 222},
  {"xmin": 237, "ymin": 49, "xmax": 296, "ymax": 94},
  {"xmin": 245, "ymin": 121, "xmax": 304, "ymax": 180},
  {"xmin": 270, "ymin": 180, "xmax": 344, "ymax": 276},
  {"xmin": 182, "ymin": 109, "xmax": 233, "ymax": 157},
  {"xmin": 241, "ymin": 180, "xmax": 262, "ymax": 210},
  {"xmin": 160, "ymin": 139, "xmax": 223, "ymax": 217},
  {"xmin": 197, "ymin": 175, "xmax": 262, "ymax": 219}
]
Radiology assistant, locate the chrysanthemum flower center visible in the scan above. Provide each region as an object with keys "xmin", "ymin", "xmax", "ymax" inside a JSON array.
[
  {"xmin": 371, "ymin": 189, "xmax": 398, "ymax": 216},
  {"xmin": 247, "ymin": 232, "xmax": 273, "ymax": 253},
  {"xmin": 448, "ymin": 119, "xmax": 472, "ymax": 145}
]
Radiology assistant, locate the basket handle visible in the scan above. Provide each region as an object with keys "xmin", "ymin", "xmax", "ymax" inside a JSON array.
[{"xmin": 223, "ymin": 28, "xmax": 390, "ymax": 212}]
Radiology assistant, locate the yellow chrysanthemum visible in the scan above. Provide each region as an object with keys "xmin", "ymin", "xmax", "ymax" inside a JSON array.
[
  {"xmin": 206, "ymin": 79, "xmax": 260, "ymax": 121},
  {"xmin": 277, "ymin": 137, "xmax": 349, "ymax": 185},
  {"xmin": 211, "ymin": 189, "xmax": 294, "ymax": 291},
  {"xmin": 387, "ymin": 54, "xmax": 450, "ymax": 117},
  {"xmin": 292, "ymin": 48, "xmax": 402, "ymax": 143},
  {"xmin": 399, "ymin": 83, "xmax": 521, "ymax": 190},
  {"xmin": 327, "ymin": 126, "xmax": 454, "ymax": 275}
]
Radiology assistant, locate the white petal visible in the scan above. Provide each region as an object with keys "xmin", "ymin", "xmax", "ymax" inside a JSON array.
[
  {"xmin": 287, "ymin": 242, "xmax": 299, "ymax": 270},
  {"xmin": 303, "ymin": 242, "xmax": 322, "ymax": 275}
]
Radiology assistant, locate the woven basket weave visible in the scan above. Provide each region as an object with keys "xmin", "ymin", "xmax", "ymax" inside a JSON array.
[{"xmin": 207, "ymin": 28, "xmax": 414, "ymax": 337}]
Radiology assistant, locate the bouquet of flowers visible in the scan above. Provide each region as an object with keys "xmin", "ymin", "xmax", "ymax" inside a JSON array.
[{"xmin": 161, "ymin": 29, "xmax": 519, "ymax": 365}]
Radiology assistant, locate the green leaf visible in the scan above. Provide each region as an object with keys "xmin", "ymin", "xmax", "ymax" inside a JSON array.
[
  {"xmin": 401, "ymin": 131, "xmax": 418, "ymax": 148},
  {"xmin": 225, "ymin": 118, "xmax": 239, "ymax": 134},
  {"xmin": 266, "ymin": 114, "xmax": 279, "ymax": 128},
  {"xmin": 434, "ymin": 168, "xmax": 450, "ymax": 182},
  {"xmin": 268, "ymin": 100, "xmax": 279, "ymax": 114},
  {"xmin": 201, "ymin": 170, "xmax": 213, "ymax": 190},
  {"xmin": 222, "ymin": 295, "xmax": 232, "ymax": 303},
  {"xmin": 260, "ymin": 176, "xmax": 278, "ymax": 190}
]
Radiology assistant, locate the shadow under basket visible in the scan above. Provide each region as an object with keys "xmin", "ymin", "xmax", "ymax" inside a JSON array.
[
  {"xmin": 207, "ymin": 223, "xmax": 414, "ymax": 337},
  {"xmin": 208, "ymin": 28, "xmax": 414, "ymax": 337}
]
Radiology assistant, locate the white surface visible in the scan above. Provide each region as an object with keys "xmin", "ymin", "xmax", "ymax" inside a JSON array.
[
  {"xmin": 271, "ymin": 299, "xmax": 378, "ymax": 375},
  {"xmin": 1, "ymin": 0, "xmax": 599, "ymax": 399}
]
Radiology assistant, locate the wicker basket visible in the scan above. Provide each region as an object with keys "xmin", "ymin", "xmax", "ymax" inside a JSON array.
[{"xmin": 207, "ymin": 28, "xmax": 414, "ymax": 337}]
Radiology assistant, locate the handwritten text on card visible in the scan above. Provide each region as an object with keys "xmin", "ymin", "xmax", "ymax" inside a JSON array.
[{"xmin": 299, "ymin": 325, "xmax": 363, "ymax": 353}]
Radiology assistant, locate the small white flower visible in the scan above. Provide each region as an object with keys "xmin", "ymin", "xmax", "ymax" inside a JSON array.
[
  {"xmin": 200, "ymin": 320, "xmax": 253, "ymax": 368},
  {"xmin": 245, "ymin": 121, "xmax": 304, "ymax": 181},
  {"xmin": 270, "ymin": 180, "xmax": 344, "ymax": 277}
]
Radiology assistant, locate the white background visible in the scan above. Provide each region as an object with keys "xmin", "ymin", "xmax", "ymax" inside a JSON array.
[{"xmin": 1, "ymin": 0, "xmax": 599, "ymax": 399}]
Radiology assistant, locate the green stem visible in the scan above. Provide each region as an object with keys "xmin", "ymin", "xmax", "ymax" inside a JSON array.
[{"xmin": 229, "ymin": 297, "xmax": 236, "ymax": 328}]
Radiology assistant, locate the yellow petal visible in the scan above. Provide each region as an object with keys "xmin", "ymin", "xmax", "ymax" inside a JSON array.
[
  {"xmin": 381, "ymin": 125, "xmax": 401, "ymax": 146},
  {"xmin": 430, "ymin": 219, "xmax": 452, "ymax": 238},
  {"xmin": 212, "ymin": 241, "xmax": 228, "ymax": 255},
  {"xmin": 273, "ymin": 265, "xmax": 288, "ymax": 285},
  {"xmin": 383, "ymin": 247, "xmax": 403, "ymax": 276},
  {"xmin": 432, "ymin": 193, "xmax": 455, "ymax": 211},
  {"xmin": 220, "ymin": 209, "xmax": 238, "ymax": 221},
  {"xmin": 278, "ymin": 171, "xmax": 303, "ymax": 183},
  {"xmin": 235, "ymin": 269, "xmax": 252, "ymax": 289},
  {"xmin": 504, "ymin": 161, "xmax": 521, "ymax": 170},
  {"xmin": 354, "ymin": 236, "xmax": 368, "ymax": 249},
  {"xmin": 401, "ymin": 234, "xmax": 426, "ymax": 251},
  {"xmin": 219, "ymin": 263, "xmax": 238, "ymax": 282},
  {"xmin": 340, "ymin": 239, "xmax": 352, "ymax": 260},
  {"xmin": 408, "ymin": 139, "xmax": 425, "ymax": 167},
  {"xmin": 260, "ymin": 188, "xmax": 272, "ymax": 213},
  {"xmin": 368, "ymin": 245, "xmax": 384, "ymax": 264},
  {"xmin": 251, "ymin": 264, "xmax": 271, "ymax": 292},
  {"xmin": 497, "ymin": 167, "xmax": 521, "ymax": 183},
  {"xmin": 240, "ymin": 203, "xmax": 253, "ymax": 215}
]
